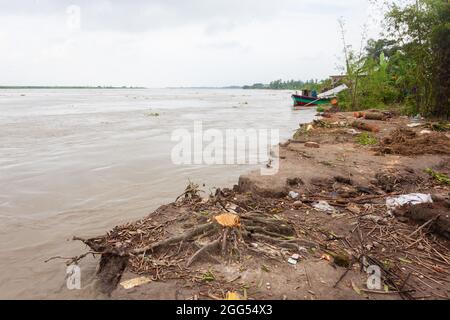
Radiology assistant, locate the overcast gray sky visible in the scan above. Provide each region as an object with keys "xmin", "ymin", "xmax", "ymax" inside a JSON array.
[{"xmin": 0, "ymin": 0, "xmax": 383, "ymax": 87}]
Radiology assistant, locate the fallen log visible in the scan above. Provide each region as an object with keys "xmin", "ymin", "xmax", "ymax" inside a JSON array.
[
  {"xmin": 351, "ymin": 121, "xmax": 380, "ymax": 133},
  {"xmin": 364, "ymin": 112, "xmax": 386, "ymax": 121}
]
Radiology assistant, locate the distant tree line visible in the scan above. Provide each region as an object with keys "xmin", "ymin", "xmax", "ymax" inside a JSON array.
[{"xmin": 243, "ymin": 79, "xmax": 329, "ymax": 91}]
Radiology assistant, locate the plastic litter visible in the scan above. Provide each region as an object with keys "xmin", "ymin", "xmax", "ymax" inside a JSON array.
[
  {"xmin": 386, "ymin": 193, "xmax": 433, "ymax": 212},
  {"xmin": 288, "ymin": 253, "xmax": 300, "ymax": 265},
  {"xmin": 312, "ymin": 200, "xmax": 336, "ymax": 214},
  {"xmin": 289, "ymin": 191, "xmax": 299, "ymax": 199},
  {"xmin": 347, "ymin": 129, "xmax": 360, "ymax": 135}
]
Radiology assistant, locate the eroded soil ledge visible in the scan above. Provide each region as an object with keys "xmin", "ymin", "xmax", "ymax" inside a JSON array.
[{"xmin": 71, "ymin": 111, "xmax": 450, "ymax": 300}]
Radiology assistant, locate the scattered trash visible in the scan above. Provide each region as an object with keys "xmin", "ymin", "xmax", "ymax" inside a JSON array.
[
  {"xmin": 304, "ymin": 141, "xmax": 320, "ymax": 148},
  {"xmin": 215, "ymin": 213, "xmax": 241, "ymax": 227},
  {"xmin": 346, "ymin": 128, "xmax": 360, "ymax": 135},
  {"xmin": 266, "ymin": 282, "xmax": 271, "ymax": 290},
  {"xmin": 120, "ymin": 276, "xmax": 151, "ymax": 289},
  {"xmin": 226, "ymin": 203, "xmax": 238, "ymax": 211},
  {"xmin": 292, "ymin": 253, "xmax": 300, "ymax": 260},
  {"xmin": 420, "ymin": 129, "xmax": 432, "ymax": 135},
  {"xmin": 321, "ymin": 254, "xmax": 331, "ymax": 261},
  {"xmin": 407, "ymin": 123, "xmax": 423, "ymax": 128},
  {"xmin": 288, "ymin": 258, "xmax": 298, "ymax": 265},
  {"xmin": 312, "ymin": 201, "xmax": 336, "ymax": 214},
  {"xmin": 289, "ymin": 191, "xmax": 299, "ymax": 199},
  {"xmin": 386, "ymin": 193, "xmax": 433, "ymax": 211}
]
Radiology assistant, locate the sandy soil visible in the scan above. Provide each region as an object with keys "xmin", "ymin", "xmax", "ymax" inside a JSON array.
[{"xmin": 68, "ymin": 110, "xmax": 450, "ymax": 300}]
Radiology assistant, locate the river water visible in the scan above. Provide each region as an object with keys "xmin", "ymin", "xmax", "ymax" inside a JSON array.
[{"xmin": 0, "ymin": 88, "xmax": 316, "ymax": 299}]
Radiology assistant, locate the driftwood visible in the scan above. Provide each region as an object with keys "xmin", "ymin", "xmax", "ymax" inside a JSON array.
[
  {"xmin": 352, "ymin": 120, "xmax": 380, "ymax": 133},
  {"xmin": 395, "ymin": 203, "xmax": 450, "ymax": 240},
  {"xmin": 364, "ymin": 112, "xmax": 386, "ymax": 121}
]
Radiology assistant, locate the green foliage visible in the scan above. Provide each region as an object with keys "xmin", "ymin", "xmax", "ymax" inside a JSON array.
[
  {"xmin": 426, "ymin": 121, "xmax": 450, "ymax": 131},
  {"xmin": 201, "ymin": 268, "xmax": 216, "ymax": 282},
  {"xmin": 243, "ymin": 78, "xmax": 330, "ymax": 91},
  {"xmin": 316, "ymin": 106, "xmax": 325, "ymax": 112},
  {"xmin": 424, "ymin": 168, "xmax": 450, "ymax": 185},
  {"xmin": 355, "ymin": 132, "xmax": 378, "ymax": 146},
  {"xmin": 339, "ymin": 0, "xmax": 450, "ymax": 118}
]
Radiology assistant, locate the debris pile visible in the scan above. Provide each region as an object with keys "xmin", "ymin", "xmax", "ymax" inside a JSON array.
[
  {"xmin": 378, "ymin": 128, "xmax": 450, "ymax": 156},
  {"xmin": 61, "ymin": 110, "xmax": 450, "ymax": 300}
]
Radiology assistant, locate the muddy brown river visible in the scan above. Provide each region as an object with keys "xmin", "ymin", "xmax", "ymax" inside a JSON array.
[{"xmin": 0, "ymin": 88, "xmax": 315, "ymax": 299}]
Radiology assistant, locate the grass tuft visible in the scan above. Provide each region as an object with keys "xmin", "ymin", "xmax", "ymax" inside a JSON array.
[{"xmin": 355, "ymin": 132, "xmax": 378, "ymax": 146}]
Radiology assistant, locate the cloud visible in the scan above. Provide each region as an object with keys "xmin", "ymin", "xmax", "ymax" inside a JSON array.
[{"xmin": 0, "ymin": 0, "xmax": 380, "ymax": 87}]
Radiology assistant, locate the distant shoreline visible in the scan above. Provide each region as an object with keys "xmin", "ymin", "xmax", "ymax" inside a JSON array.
[{"xmin": 0, "ymin": 86, "xmax": 146, "ymax": 89}]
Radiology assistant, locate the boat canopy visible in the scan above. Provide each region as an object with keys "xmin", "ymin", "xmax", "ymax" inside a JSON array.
[{"xmin": 318, "ymin": 84, "xmax": 348, "ymax": 99}]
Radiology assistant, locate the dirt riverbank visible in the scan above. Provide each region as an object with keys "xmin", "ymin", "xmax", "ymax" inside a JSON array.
[{"xmin": 67, "ymin": 110, "xmax": 450, "ymax": 300}]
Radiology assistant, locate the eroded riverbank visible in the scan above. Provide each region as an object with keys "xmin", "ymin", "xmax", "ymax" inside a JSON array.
[{"xmin": 70, "ymin": 110, "xmax": 450, "ymax": 300}]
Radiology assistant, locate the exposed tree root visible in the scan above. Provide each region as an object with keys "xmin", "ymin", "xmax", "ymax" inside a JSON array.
[
  {"xmin": 186, "ymin": 238, "xmax": 221, "ymax": 267},
  {"xmin": 133, "ymin": 222, "xmax": 218, "ymax": 254},
  {"xmin": 70, "ymin": 209, "xmax": 320, "ymax": 295},
  {"xmin": 94, "ymin": 253, "xmax": 129, "ymax": 295}
]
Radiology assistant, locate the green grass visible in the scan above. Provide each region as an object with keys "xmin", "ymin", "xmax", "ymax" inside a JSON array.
[
  {"xmin": 201, "ymin": 268, "xmax": 216, "ymax": 282},
  {"xmin": 316, "ymin": 106, "xmax": 325, "ymax": 113},
  {"xmin": 425, "ymin": 168, "xmax": 450, "ymax": 185},
  {"xmin": 355, "ymin": 132, "xmax": 378, "ymax": 146}
]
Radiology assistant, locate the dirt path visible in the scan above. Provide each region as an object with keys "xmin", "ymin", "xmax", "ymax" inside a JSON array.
[{"xmin": 67, "ymin": 110, "xmax": 450, "ymax": 300}]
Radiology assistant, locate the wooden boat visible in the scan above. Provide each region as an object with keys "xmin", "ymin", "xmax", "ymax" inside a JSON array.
[
  {"xmin": 291, "ymin": 85, "xmax": 348, "ymax": 109},
  {"xmin": 291, "ymin": 94, "xmax": 331, "ymax": 107}
]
